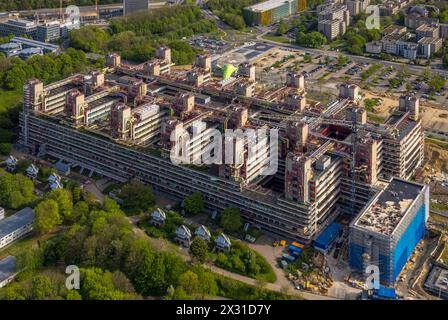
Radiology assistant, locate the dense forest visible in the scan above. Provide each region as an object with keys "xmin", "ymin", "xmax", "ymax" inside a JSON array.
[
  {"xmin": 69, "ymin": 5, "xmax": 217, "ymax": 63},
  {"xmin": 0, "ymin": 0, "xmax": 121, "ymax": 12},
  {"xmin": 0, "ymin": 46, "xmax": 102, "ymax": 154},
  {"xmin": 207, "ymin": 0, "xmax": 261, "ymax": 30},
  {"xmin": 0, "ymin": 175, "xmax": 292, "ymax": 300}
]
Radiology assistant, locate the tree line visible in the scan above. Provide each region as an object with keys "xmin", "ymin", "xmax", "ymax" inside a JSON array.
[
  {"xmin": 0, "ymin": 0, "xmax": 121, "ymax": 11},
  {"xmin": 0, "ymin": 177, "xmax": 292, "ymax": 300},
  {"xmin": 69, "ymin": 5, "xmax": 217, "ymax": 64}
]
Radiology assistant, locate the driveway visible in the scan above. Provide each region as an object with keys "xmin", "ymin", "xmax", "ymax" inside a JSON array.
[
  {"xmin": 247, "ymin": 235, "xmax": 291, "ymax": 289},
  {"xmin": 247, "ymin": 235, "xmax": 339, "ymax": 300}
]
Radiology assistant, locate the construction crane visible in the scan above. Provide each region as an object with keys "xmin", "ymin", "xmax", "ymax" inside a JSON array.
[{"xmin": 349, "ymin": 108, "xmax": 359, "ymax": 217}]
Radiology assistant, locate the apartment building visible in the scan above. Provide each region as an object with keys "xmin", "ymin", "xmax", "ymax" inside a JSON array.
[
  {"xmin": 405, "ymin": 5, "xmax": 439, "ymax": 29},
  {"xmin": 416, "ymin": 24, "xmax": 440, "ymax": 40},
  {"xmin": 0, "ymin": 208, "xmax": 34, "ymax": 249},
  {"xmin": 346, "ymin": 0, "xmax": 369, "ymax": 16},
  {"xmin": 317, "ymin": 3, "xmax": 350, "ymax": 41},
  {"xmin": 417, "ymin": 37, "xmax": 443, "ymax": 58}
]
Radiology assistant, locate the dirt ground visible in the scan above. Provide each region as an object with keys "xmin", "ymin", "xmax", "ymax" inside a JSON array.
[
  {"xmin": 362, "ymin": 91, "xmax": 398, "ymax": 118},
  {"xmin": 247, "ymin": 235, "xmax": 292, "ymax": 289},
  {"xmin": 424, "ymin": 141, "xmax": 448, "ymax": 178},
  {"xmin": 253, "ymin": 48, "xmax": 301, "ymax": 70},
  {"xmin": 421, "ymin": 107, "xmax": 448, "ymax": 133}
]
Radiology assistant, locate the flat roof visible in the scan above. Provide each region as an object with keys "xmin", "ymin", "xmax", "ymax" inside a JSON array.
[
  {"xmin": 11, "ymin": 37, "xmax": 59, "ymax": 51},
  {"xmin": 0, "ymin": 256, "xmax": 16, "ymax": 282},
  {"xmin": 424, "ymin": 265, "xmax": 448, "ymax": 298},
  {"xmin": 416, "ymin": 24, "xmax": 439, "ymax": 31},
  {"xmin": 354, "ymin": 179, "xmax": 424, "ymax": 235},
  {"xmin": 0, "ymin": 207, "xmax": 34, "ymax": 240},
  {"xmin": 418, "ymin": 37, "xmax": 442, "ymax": 45},
  {"xmin": 246, "ymin": 0, "xmax": 294, "ymax": 12}
]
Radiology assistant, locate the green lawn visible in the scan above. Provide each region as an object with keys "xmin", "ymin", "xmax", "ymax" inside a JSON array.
[
  {"xmin": 0, "ymin": 232, "xmax": 55, "ymax": 260},
  {"xmin": 0, "ymin": 90, "xmax": 22, "ymax": 113},
  {"xmin": 262, "ymin": 35, "xmax": 292, "ymax": 44},
  {"xmin": 367, "ymin": 114, "xmax": 386, "ymax": 123}
]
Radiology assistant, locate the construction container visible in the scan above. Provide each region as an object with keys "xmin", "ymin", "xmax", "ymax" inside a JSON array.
[
  {"xmin": 288, "ymin": 245, "xmax": 303, "ymax": 255},
  {"xmin": 291, "ymin": 242, "xmax": 305, "ymax": 250},
  {"xmin": 282, "ymin": 253, "xmax": 296, "ymax": 263},
  {"xmin": 290, "ymin": 249, "xmax": 302, "ymax": 258},
  {"xmin": 313, "ymin": 222, "xmax": 342, "ymax": 252}
]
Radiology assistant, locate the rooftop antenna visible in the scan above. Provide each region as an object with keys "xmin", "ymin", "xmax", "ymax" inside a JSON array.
[{"xmin": 59, "ymin": 0, "xmax": 63, "ymax": 20}]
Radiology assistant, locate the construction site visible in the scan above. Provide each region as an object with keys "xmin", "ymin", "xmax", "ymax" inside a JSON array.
[{"xmin": 18, "ymin": 45, "xmax": 427, "ymax": 259}]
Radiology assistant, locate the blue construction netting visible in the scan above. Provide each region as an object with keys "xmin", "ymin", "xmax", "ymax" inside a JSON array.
[
  {"xmin": 314, "ymin": 222, "xmax": 342, "ymax": 251},
  {"xmin": 373, "ymin": 286, "xmax": 397, "ymax": 300},
  {"xmin": 392, "ymin": 203, "xmax": 426, "ymax": 282},
  {"xmin": 349, "ymin": 203, "xmax": 427, "ymax": 285}
]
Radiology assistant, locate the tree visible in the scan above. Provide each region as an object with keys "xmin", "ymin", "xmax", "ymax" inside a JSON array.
[
  {"xmin": 0, "ymin": 171, "xmax": 35, "ymax": 209},
  {"xmin": 134, "ymin": 253, "xmax": 166, "ymax": 296},
  {"xmin": 303, "ymin": 54, "xmax": 312, "ymax": 63},
  {"xmin": 296, "ymin": 31, "xmax": 327, "ymax": 48},
  {"xmin": 103, "ymin": 196, "xmax": 121, "ymax": 214},
  {"xmin": 16, "ymin": 247, "xmax": 43, "ymax": 276},
  {"xmin": 72, "ymin": 201, "xmax": 89, "ymax": 223},
  {"xmin": 34, "ymin": 199, "xmax": 61, "ymax": 234},
  {"xmin": 337, "ymin": 55, "xmax": 349, "ymax": 66},
  {"xmin": 31, "ymin": 275, "xmax": 54, "ymax": 299},
  {"xmin": 80, "ymin": 268, "xmax": 127, "ymax": 300},
  {"xmin": 69, "ymin": 26, "xmax": 109, "ymax": 53},
  {"xmin": 428, "ymin": 74, "xmax": 446, "ymax": 93},
  {"xmin": 276, "ymin": 20, "xmax": 289, "ymax": 36},
  {"xmin": 119, "ymin": 179, "xmax": 155, "ymax": 214},
  {"xmin": 346, "ymin": 35, "xmax": 366, "ymax": 55},
  {"xmin": 219, "ymin": 207, "xmax": 242, "ymax": 233},
  {"xmin": 3, "ymin": 283, "xmax": 26, "ymax": 300},
  {"xmin": 178, "ymin": 270, "xmax": 200, "ymax": 295},
  {"xmin": 190, "ymin": 237, "xmax": 208, "ymax": 263},
  {"xmin": 47, "ymin": 189, "xmax": 73, "ymax": 221},
  {"xmin": 66, "ymin": 290, "xmax": 82, "ymax": 300},
  {"xmin": 183, "ymin": 192, "xmax": 204, "ymax": 215},
  {"xmin": 72, "ymin": 186, "xmax": 82, "ymax": 203},
  {"xmin": 0, "ymin": 142, "xmax": 12, "ymax": 155},
  {"xmin": 405, "ymin": 82, "xmax": 412, "ymax": 92}
]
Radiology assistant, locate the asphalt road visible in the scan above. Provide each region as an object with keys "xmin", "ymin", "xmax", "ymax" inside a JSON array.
[{"xmin": 257, "ymin": 36, "xmax": 448, "ymax": 78}]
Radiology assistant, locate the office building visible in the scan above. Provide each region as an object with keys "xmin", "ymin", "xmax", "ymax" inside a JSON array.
[
  {"xmin": 36, "ymin": 21, "xmax": 61, "ymax": 42},
  {"xmin": 243, "ymin": 0, "xmax": 302, "ymax": 26},
  {"xmin": 0, "ymin": 19, "xmax": 37, "ymax": 38},
  {"xmin": 124, "ymin": 0, "xmax": 151, "ymax": 16}
]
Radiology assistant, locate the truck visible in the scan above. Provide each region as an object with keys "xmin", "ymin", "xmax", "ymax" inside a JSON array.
[{"xmin": 282, "ymin": 253, "xmax": 296, "ymax": 263}]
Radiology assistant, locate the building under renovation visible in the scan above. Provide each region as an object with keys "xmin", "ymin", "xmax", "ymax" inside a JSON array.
[
  {"xmin": 349, "ymin": 178, "xmax": 429, "ymax": 285},
  {"xmin": 19, "ymin": 47, "xmax": 426, "ymax": 246}
]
